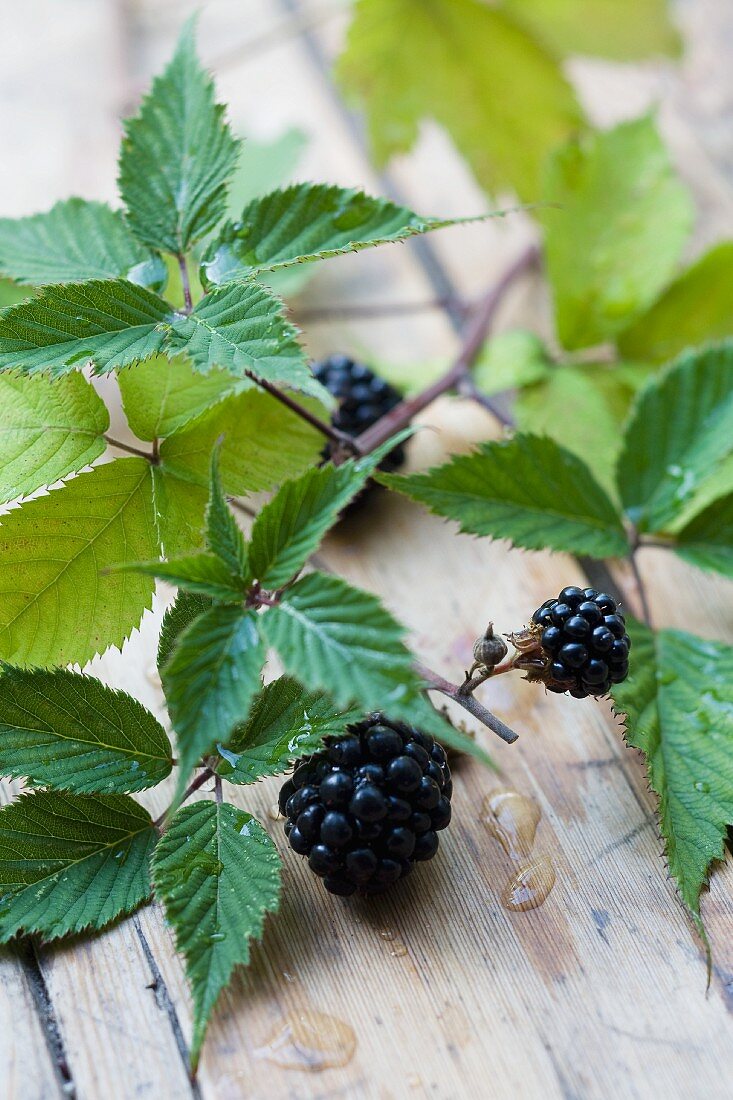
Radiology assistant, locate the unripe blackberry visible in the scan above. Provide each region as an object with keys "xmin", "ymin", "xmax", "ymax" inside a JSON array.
[
  {"xmin": 279, "ymin": 714, "xmax": 452, "ymax": 896},
  {"xmin": 511, "ymin": 586, "xmax": 631, "ymax": 698},
  {"xmin": 312, "ymin": 354, "xmax": 406, "ymax": 473}
]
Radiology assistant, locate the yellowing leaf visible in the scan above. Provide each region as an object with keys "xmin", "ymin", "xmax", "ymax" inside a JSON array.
[{"xmin": 338, "ymin": 0, "xmax": 582, "ymax": 200}]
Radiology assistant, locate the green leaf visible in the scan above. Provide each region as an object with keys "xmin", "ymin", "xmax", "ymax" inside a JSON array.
[
  {"xmin": 0, "ymin": 199, "xmax": 166, "ymax": 290},
  {"xmin": 167, "ymin": 281, "xmax": 322, "ymax": 397},
  {"xmin": 338, "ymin": 0, "xmax": 582, "ymax": 201},
  {"xmin": 205, "ymin": 446, "xmax": 248, "ymax": 579},
  {"xmin": 382, "ymin": 434, "xmax": 629, "ymax": 558},
  {"xmin": 673, "ymin": 494, "xmax": 733, "ymax": 579},
  {"xmin": 515, "ymin": 362, "xmax": 653, "ymax": 497},
  {"xmin": 118, "ymin": 20, "xmax": 239, "ymax": 254},
  {"xmin": 0, "ymin": 371, "xmax": 109, "ymax": 504},
  {"xmin": 472, "ymin": 330, "xmax": 551, "ymax": 397},
  {"xmin": 0, "ymin": 458, "xmax": 158, "ymax": 667},
  {"xmin": 612, "ymin": 621, "xmax": 733, "ymax": 931},
  {"xmin": 114, "ymin": 553, "xmax": 245, "ymax": 603},
  {"xmin": 617, "ymin": 343, "xmax": 733, "ymax": 533},
  {"xmin": 163, "ymin": 606, "xmax": 265, "ymax": 803},
  {"xmin": 201, "ymin": 183, "xmax": 491, "ymax": 287},
  {"xmin": 150, "ymin": 465, "xmax": 208, "ymax": 558},
  {"xmin": 502, "ymin": 0, "xmax": 680, "ymax": 61},
  {"xmin": 542, "ymin": 116, "xmax": 693, "ymax": 350},
  {"xmin": 153, "ymin": 800, "xmax": 280, "ymax": 1067},
  {"xmin": 260, "ymin": 572, "xmax": 416, "ymax": 712},
  {"xmin": 0, "ymin": 791, "xmax": 155, "ymax": 941},
  {"xmin": 216, "ymin": 677, "xmax": 362, "ymax": 784},
  {"xmin": 0, "ymin": 279, "xmax": 170, "ymax": 377},
  {"xmin": 118, "ymin": 354, "xmax": 247, "ymax": 441},
  {"xmin": 0, "ymin": 665, "xmax": 172, "ymax": 793},
  {"xmin": 618, "ymin": 242, "xmax": 733, "ymax": 364},
  {"xmin": 247, "ymin": 457, "xmax": 378, "ymax": 589},
  {"xmin": 158, "ymin": 591, "xmax": 213, "ymax": 672},
  {"xmin": 159, "ymin": 389, "xmax": 323, "ymax": 497}
]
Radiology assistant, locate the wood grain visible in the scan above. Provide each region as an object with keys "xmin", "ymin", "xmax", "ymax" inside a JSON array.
[{"xmin": 0, "ymin": 1, "xmax": 732, "ymax": 1097}]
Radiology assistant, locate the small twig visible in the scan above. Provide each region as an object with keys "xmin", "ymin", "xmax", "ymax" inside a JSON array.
[
  {"xmin": 214, "ymin": 775, "xmax": 223, "ymax": 805},
  {"xmin": 177, "ymin": 253, "xmax": 193, "ymax": 314},
  {"xmin": 455, "ymin": 374, "xmax": 513, "ymax": 428},
  {"xmin": 296, "ymin": 294, "xmax": 467, "ymax": 324},
  {"xmin": 104, "ymin": 435, "xmax": 155, "ymax": 461},
  {"xmin": 230, "ymin": 497, "xmax": 258, "ymax": 520},
  {"xmin": 244, "ymin": 370, "xmax": 358, "ymax": 452},
  {"xmin": 153, "ymin": 768, "xmax": 214, "ymax": 828},
  {"xmin": 414, "ymin": 661, "xmax": 519, "ymax": 745},
  {"xmin": 350, "ymin": 243, "xmax": 539, "ymax": 457}
]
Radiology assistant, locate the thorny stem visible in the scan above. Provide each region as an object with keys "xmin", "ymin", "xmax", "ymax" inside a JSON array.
[
  {"xmin": 348, "ymin": 242, "xmax": 540, "ymax": 457},
  {"xmin": 414, "ymin": 662, "xmax": 519, "ymax": 745},
  {"xmin": 153, "ymin": 767, "xmax": 214, "ymax": 828},
  {"xmin": 244, "ymin": 370, "xmax": 359, "ymax": 452},
  {"xmin": 628, "ymin": 550, "xmax": 653, "ymax": 628},
  {"xmin": 104, "ymin": 434, "xmax": 156, "ymax": 462},
  {"xmin": 177, "ymin": 253, "xmax": 193, "ymax": 314}
]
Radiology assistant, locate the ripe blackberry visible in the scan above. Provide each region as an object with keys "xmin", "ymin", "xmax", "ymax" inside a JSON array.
[
  {"xmin": 312, "ymin": 354, "xmax": 406, "ymax": 473},
  {"xmin": 279, "ymin": 713, "xmax": 452, "ymax": 896},
  {"xmin": 513, "ymin": 586, "xmax": 631, "ymax": 698}
]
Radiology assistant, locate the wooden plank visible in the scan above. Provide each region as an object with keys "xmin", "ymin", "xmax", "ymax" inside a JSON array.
[
  {"xmin": 0, "ymin": 946, "xmax": 65, "ymax": 1100},
  {"xmin": 0, "ymin": 2, "xmax": 731, "ymax": 1098}
]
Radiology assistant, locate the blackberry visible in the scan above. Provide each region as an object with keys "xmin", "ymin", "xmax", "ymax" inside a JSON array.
[
  {"xmin": 279, "ymin": 713, "xmax": 452, "ymax": 896},
  {"xmin": 512, "ymin": 586, "xmax": 631, "ymax": 698},
  {"xmin": 312, "ymin": 354, "xmax": 406, "ymax": 473},
  {"xmin": 526, "ymin": 585, "xmax": 629, "ymax": 695}
]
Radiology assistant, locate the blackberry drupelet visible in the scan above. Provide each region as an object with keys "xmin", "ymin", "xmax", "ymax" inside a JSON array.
[
  {"xmin": 279, "ymin": 713, "xmax": 452, "ymax": 896},
  {"xmin": 528, "ymin": 586, "xmax": 631, "ymax": 698},
  {"xmin": 312, "ymin": 354, "xmax": 406, "ymax": 473}
]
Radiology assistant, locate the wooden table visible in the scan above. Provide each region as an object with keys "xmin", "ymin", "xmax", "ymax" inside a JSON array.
[{"xmin": 1, "ymin": 3, "xmax": 732, "ymax": 1097}]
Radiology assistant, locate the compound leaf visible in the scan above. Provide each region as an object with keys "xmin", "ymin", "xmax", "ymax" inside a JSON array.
[
  {"xmin": 0, "ymin": 665, "xmax": 172, "ymax": 793},
  {"xmin": 382, "ymin": 434, "xmax": 629, "ymax": 558},
  {"xmin": 167, "ymin": 281, "xmax": 322, "ymax": 397},
  {"xmin": 0, "ymin": 458, "xmax": 158, "ymax": 667},
  {"xmin": 260, "ymin": 572, "xmax": 415, "ymax": 712},
  {"xmin": 0, "ymin": 199, "xmax": 166, "ymax": 290},
  {"xmin": 158, "ymin": 591, "xmax": 213, "ymax": 672},
  {"xmin": 115, "ymin": 553, "xmax": 245, "ymax": 604},
  {"xmin": 0, "ymin": 791, "xmax": 155, "ymax": 941},
  {"xmin": 247, "ymin": 456, "xmax": 380, "ymax": 589},
  {"xmin": 216, "ymin": 677, "xmax": 362, "ymax": 784},
  {"xmin": 162, "ymin": 606, "xmax": 264, "ymax": 804},
  {"xmin": 542, "ymin": 116, "xmax": 693, "ymax": 350},
  {"xmin": 118, "ymin": 354, "xmax": 247, "ymax": 441},
  {"xmin": 0, "ymin": 279, "xmax": 170, "ymax": 377},
  {"xmin": 201, "ymin": 183, "xmax": 492, "ymax": 286},
  {"xmin": 0, "ymin": 370, "xmax": 109, "ymax": 504},
  {"xmin": 206, "ymin": 446, "xmax": 248, "ymax": 579},
  {"xmin": 118, "ymin": 20, "xmax": 239, "ymax": 254},
  {"xmin": 612, "ymin": 621, "xmax": 733, "ymax": 934},
  {"xmin": 159, "ymin": 389, "xmax": 323, "ymax": 497},
  {"xmin": 153, "ymin": 801, "xmax": 280, "ymax": 1068}
]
